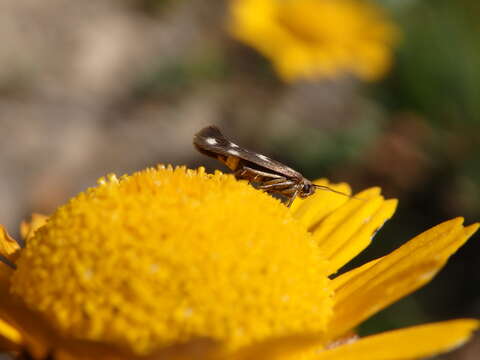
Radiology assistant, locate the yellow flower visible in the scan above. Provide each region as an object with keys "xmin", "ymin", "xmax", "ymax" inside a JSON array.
[
  {"xmin": 229, "ymin": 0, "xmax": 399, "ymax": 82},
  {"xmin": 0, "ymin": 165, "xmax": 478, "ymax": 360}
]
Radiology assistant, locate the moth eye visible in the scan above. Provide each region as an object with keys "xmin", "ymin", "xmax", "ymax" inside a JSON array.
[
  {"xmin": 257, "ymin": 154, "xmax": 270, "ymax": 161},
  {"xmin": 228, "ymin": 149, "xmax": 241, "ymax": 156},
  {"xmin": 205, "ymin": 137, "xmax": 217, "ymax": 145}
]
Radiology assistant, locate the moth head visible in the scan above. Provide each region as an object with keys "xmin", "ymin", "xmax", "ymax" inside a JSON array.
[{"xmin": 299, "ymin": 179, "xmax": 316, "ymax": 198}]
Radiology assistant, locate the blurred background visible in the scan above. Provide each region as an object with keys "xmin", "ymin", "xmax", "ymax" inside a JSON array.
[{"xmin": 0, "ymin": 0, "xmax": 478, "ymax": 358}]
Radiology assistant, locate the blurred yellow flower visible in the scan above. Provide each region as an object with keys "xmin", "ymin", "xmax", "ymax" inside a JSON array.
[
  {"xmin": 229, "ymin": 0, "xmax": 399, "ymax": 81},
  {"xmin": 0, "ymin": 165, "xmax": 478, "ymax": 360}
]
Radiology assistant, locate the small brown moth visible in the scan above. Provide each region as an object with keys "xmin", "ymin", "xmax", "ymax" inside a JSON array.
[{"xmin": 193, "ymin": 125, "xmax": 352, "ymax": 207}]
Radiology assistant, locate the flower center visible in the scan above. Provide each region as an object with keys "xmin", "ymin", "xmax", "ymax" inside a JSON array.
[{"xmin": 11, "ymin": 166, "xmax": 333, "ymax": 354}]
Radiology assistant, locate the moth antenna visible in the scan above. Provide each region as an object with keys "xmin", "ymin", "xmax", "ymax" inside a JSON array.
[{"xmin": 313, "ymin": 184, "xmax": 364, "ymax": 201}]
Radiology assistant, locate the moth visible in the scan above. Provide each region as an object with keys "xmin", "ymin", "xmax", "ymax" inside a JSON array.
[{"xmin": 193, "ymin": 125, "xmax": 351, "ymax": 207}]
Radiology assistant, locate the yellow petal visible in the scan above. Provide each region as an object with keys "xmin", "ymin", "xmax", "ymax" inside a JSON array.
[
  {"xmin": 20, "ymin": 213, "xmax": 49, "ymax": 241},
  {"xmin": 0, "ymin": 317, "xmax": 22, "ymax": 350},
  {"xmin": 329, "ymin": 218, "xmax": 479, "ymax": 338},
  {"xmin": 327, "ymin": 199, "xmax": 397, "ymax": 273},
  {"xmin": 291, "ymin": 179, "xmax": 351, "ymax": 230},
  {"xmin": 311, "ymin": 187, "xmax": 381, "ymax": 252},
  {"xmin": 0, "ymin": 225, "xmax": 20, "ymax": 263},
  {"xmin": 316, "ymin": 319, "xmax": 479, "ymax": 360},
  {"xmin": 309, "ymin": 187, "xmax": 396, "ymax": 273},
  {"xmin": 331, "ymin": 257, "xmax": 382, "ymax": 291},
  {"xmin": 0, "ymin": 281, "xmax": 51, "ymax": 359}
]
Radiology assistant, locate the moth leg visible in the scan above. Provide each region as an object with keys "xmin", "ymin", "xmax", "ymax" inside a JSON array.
[
  {"xmin": 245, "ymin": 167, "xmax": 285, "ymax": 179},
  {"xmin": 282, "ymin": 189, "xmax": 299, "ymax": 207},
  {"xmin": 234, "ymin": 167, "xmax": 284, "ymax": 181},
  {"xmin": 258, "ymin": 182, "xmax": 300, "ymax": 207},
  {"xmin": 258, "ymin": 178, "xmax": 296, "ymax": 190},
  {"xmin": 234, "ymin": 168, "xmax": 249, "ymax": 177},
  {"xmin": 277, "ymin": 185, "xmax": 302, "ymax": 207}
]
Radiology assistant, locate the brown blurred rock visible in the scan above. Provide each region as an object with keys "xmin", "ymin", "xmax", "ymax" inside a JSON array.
[{"xmin": 363, "ymin": 113, "xmax": 433, "ymax": 192}]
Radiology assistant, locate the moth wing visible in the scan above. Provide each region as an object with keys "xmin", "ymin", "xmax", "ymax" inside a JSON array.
[
  {"xmin": 193, "ymin": 125, "xmax": 303, "ymax": 179},
  {"xmin": 240, "ymin": 149, "xmax": 303, "ymax": 178},
  {"xmin": 193, "ymin": 125, "xmax": 236, "ymax": 158}
]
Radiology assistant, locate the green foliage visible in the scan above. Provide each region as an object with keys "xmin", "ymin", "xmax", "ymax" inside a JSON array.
[{"xmin": 384, "ymin": 0, "xmax": 480, "ymax": 126}]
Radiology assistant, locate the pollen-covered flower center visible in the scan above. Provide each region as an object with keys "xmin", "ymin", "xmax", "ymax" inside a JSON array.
[{"xmin": 11, "ymin": 166, "xmax": 333, "ymax": 354}]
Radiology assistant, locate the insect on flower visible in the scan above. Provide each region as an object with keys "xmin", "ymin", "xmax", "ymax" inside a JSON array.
[{"xmin": 193, "ymin": 125, "xmax": 352, "ymax": 206}]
